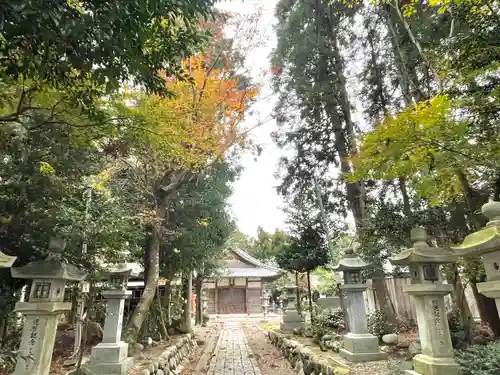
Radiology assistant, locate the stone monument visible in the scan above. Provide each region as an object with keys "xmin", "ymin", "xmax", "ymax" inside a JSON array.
[
  {"xmin": 11, "ymin": 256, "xmax": 87, "ymax": 375},
  {"xmin": 453, "ymin": 200, "xmax": 500, "ymax": 311},
  {"xmin": 390, "ymin": 227, "xmax": 459, "ymax": 375},
  {"xmin": 334, "ymin": 248, "xmax": 386, "ymax": 362},
  {"xmin": 84, "ymin": 251, "xmax": 140, "ymax": 375},
  {"xmin": 280, "ymin": 285, "xmax": 302, "ymax": 331}
]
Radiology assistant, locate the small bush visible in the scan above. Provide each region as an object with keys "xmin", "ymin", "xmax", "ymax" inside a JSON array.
[
  {"xmin": 447, "ymin": 307, "xmax": 472, "ymax": 349},
  {"xmin": 456, "ymin": 341, "xmax": 500, "ymax": 375},
  {"xmin": 311, "ymin": 308, "xmax": 345, "ymax": 341},
  {"xmin": 367, "ymin": 310, "xmax": 393, "ymax": 339}
]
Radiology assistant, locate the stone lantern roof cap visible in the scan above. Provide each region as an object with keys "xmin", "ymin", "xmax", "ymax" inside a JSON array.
[
  {"xmin": 11, "ymin": 259, "xmax": 87, "ymax": 281},
  {"xmin": 102, "ymin": 251, "xmax": 143, "ymax": 278},
  {"xmin": 333, "ymin": 247, "xmax": 370, "ymax": 271},
  {"xmin": 390, "ymin": 227, "xmax": 457, "ymax": 266},
  {"xmin": 452, "ymin": 200, "xmax": 500, "ymax": 256},
  {"xmin": 0, "ymin": 251, "xmax": 17, "ymax": 268}
]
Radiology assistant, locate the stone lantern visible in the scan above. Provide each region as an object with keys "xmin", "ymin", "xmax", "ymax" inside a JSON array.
[
  {"xmin": 202, "ymin": 291, "xmax": 208, "ymax": 314},
  {"xmin": 333, "ymin": 248, "xmax": 386, "ymax": 362},
  {"xmin": 260, "ymin": 290, "xmax": 270, "ymax": 320},
  {"xmin": 84, "ymin": 251, "xmax": 142, "ymax": 375},
  {"xmin": 390, "ymin": 227, "xmax": 459, "ymax": 375},
  {"xmin": 280, "ymin": 284, "xmax": 302, "ymax": 331},
  {"xmin": 453, "ymin": 200, "xmax": 500, "ymax": 310},
  {"xmin": 11, "ymin": 258, "xmax": 87, "ymax": 375}
]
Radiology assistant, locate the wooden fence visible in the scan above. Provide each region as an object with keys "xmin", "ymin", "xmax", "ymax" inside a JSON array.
[{"xmin": 363, "ymin": 277, "xmax": 481, "ymax": 321}]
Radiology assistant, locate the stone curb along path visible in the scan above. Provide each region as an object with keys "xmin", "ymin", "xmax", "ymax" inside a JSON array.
[
  {"xmin": 206, "ymin": 322, "xmax": 262, "ymax": 375},
  {"xmin": 139, "ymin": 333, "xmax": 197, "ymax": 375},
  {"xmin": 267, "ymin": 331, "xmax": 350, "ymax": 375}
]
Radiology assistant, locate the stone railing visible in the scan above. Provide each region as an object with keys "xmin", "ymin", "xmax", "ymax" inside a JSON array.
[
  {"xmin": 267, "ymin": 331, "xmax": 350, "ymax": 375},
  {"xmin": 139, "ymin": 333, "xmax": 197, "ymax": 375}
]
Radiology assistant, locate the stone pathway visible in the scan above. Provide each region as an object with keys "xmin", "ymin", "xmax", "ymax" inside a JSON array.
[{"xmin": 207, "ymin": 321, "xmax": 262, "ymax": 375}]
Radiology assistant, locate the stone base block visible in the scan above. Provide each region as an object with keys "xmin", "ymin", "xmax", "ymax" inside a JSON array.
[
  {"xmin": 339, "ymin": 333, "xmax": 386, "ymax": 363},
  {"xmin": 90, "ymin": 342, "xmax": 128, "ymax": 363},
  {"xmin": 83, "ymin": 357, "xmax": 133, "ymax": 375},
  {"xmin": 343, "ymin": 332, "xmax": 379, "ymax": 353},
  {"xmin": 280, "ymin": 322, "xmax": 301, "ymax": 332},
  {"xmin": 283, "ymin": 310, "xmax": 302, "ymax": 322},
  {"xmin": 406, "ymin": 354, "xmax": 459, "ymax": 375},
  {"xmin": 339, "ymin": 348, "xmax": 387, "ymax": 363}
]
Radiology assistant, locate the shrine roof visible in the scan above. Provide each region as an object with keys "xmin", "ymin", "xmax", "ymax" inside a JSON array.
[
  {"xmin": 212, "ymin": 248, "xmax": 283, "ymax": 280},
  {"xmin": 223, "ymin": 267, "xmax": 281, "ymax": 278},
  {"xmin": 232, "ymin": 248, "xmax": 282, "ymax": 272}
]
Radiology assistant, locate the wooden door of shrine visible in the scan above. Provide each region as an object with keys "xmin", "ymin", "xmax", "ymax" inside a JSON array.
[{"xmin": 217, "ymin": 288, "xmax": 246, "ymax": 314}]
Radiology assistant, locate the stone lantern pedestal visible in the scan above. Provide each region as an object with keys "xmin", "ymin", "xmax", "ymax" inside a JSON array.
[
  {"xmin": 334, "ymin": 248, "xmax": 386, "ymax": 362},
  {"xmin": 280, "ymin": 285, "xmax": 302, "ymax": 332},
  {"xmin": 84, "ymin": 252, "xmax": 141, "ymax": 375},
  {"xmin": 390, "ymin": 228, "xmax": 459, "ymax": 375},
  {"xmin": 11, "ymin": 259, "xmax": 87, "ymax": 375},
  {"xmin": 454, "ymin": 200, "xmax": 500, "ymax": 312}
]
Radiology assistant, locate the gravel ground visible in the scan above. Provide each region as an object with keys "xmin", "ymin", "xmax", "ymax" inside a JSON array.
[{"xmin": 242, "ymin": 323, "xmax": 294, "ymax": 375}]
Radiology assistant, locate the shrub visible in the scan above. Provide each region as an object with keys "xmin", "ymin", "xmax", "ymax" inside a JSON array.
[
  {"xmin": 311, "ymin": 308, "xmax": 345, "ymax": 341},
  {"xmin": 367, "ymin": 310, "xmax": 393, "ymax": 339},
  {"xmin": 456, "ymin": 342, "xmax": 500, "ymax": 375},
  {"xmin": 447, "ymin": 307, "xmax": 471, "ymax": 349}
]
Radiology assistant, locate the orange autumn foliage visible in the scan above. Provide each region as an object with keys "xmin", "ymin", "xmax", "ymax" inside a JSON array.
[
  {"xmin": 152, "ymin": 52, "xmax": 258, "ymax": 161},
  {"xmin": 120, "ymin": 14, "xmax": 258, "ymax": 170}
]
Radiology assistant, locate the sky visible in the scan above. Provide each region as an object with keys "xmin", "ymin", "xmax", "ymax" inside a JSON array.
[{"xmin": 217, "ymin": 0, "xmax": 286, "ymax": 237}]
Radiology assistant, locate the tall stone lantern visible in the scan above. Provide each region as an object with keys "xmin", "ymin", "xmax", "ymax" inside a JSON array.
[
  {"xmin": 11, "ymin": 258, "xmax": 87, "ymax": 375},
  {"xmin": 261, "ymin": 290, "xmax": 270, "ymax": 321},
  {"xmin": 280, "ymin": 284, "xmax": 302, "ymax": 331},
  {"xmin": 453, "ymin": 200, "xmax": 500, "ymax": 310},
  {"xmin": 390, "ymin": 227, "xmax": 459, "ymax": 375},
  {"xmin": 334, "ymin": 248, "xmax": 386, "ymax": 362},
  {"xmin": 84, "ymin": 251, "xmax": 142, "ymax": 375}
]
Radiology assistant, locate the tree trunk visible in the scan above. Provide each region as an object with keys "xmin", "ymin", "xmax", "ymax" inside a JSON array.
[
  {"xmin": 307, "ymin": 270, "xmax": 314, "ymax": 323},
  {"xmin": 383, "ymin": 4, "xmax": 425, "ymax": 105},
  {"xmin": 398, "ymin": 177, "xmax": 412, "ymax": 217},
  {"xmin": 125, "ymin": 225, "xmax": 161, "ymax": 344},
  {"xmin": 295, "ymin": 271, "xmax": 302, "ymax": 314},
  {"xmin": 162, "ymin": 284, "xmax": 172, "ymax": 326},
  {"xmin": 155, "ymin": 286, "xmax": 168, "ymax": 339},
  {"xmin": 470, "ymin": 277, "xmax": 500, "ymax": 338},
  {"xmin": 195, "ymin": 276, "xmax": 203, "ymax": 326},
  {"xmin": 180, "ymin": 272, "xmax": 193, "ymax": 333},
  {"xmin": 371, "ymin": 277, "xmax": 397, "ymax": 324}
]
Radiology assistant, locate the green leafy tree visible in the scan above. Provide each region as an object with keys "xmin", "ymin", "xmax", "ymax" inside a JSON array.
[{"xmin": 1, "ymin": 0, "xmax": 215, "ymax": 99}]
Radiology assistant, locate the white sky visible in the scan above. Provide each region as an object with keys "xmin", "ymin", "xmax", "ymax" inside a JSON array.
[{"xmin": 218, "ymin": 0, "xmax": 286, "ymax": 237}]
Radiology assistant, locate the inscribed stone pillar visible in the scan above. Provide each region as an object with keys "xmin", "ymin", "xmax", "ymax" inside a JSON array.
[
  {"xmin": 11, "ymin": 259, "xmax": 86, "ymax": 375},
  {"xmin": 390, "ymin": 227, "xmax": 459, "ymax": 375},
  {"xmin": 454, "ymin": 200, "xmax": 500, "ymax": 313},
  {"xmin": 280, "ymin": 285, "xmax": 302, "ymax": 331},
  {"xmin": 85, "ymin": 290, "xmax": 133, "ymax": 374},
  {"xmin": 334, "ymin": 248, "xmax": 386, "ymax": 362},
  {"xmin": 84, "ymin": 253, "xmax": 140, "ymax": 375}
]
